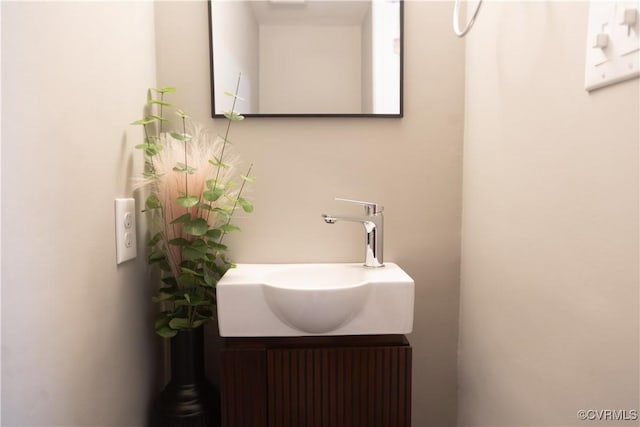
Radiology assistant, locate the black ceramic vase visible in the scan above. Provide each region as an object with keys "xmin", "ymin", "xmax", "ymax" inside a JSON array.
[{"xmin": 153, "ymin": 327, "xmax": 220, "ymax": 427}]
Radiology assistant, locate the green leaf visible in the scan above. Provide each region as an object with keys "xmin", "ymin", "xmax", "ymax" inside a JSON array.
[
  {"xmin": 191, "ymin": 318, "xmax": 211, "ymax": 328},
  {"xmin": 152, "ymin": 292, "xmax": 174, "ymax": 303},
  {"xmin": 175, "ymin": 293, "xmax": 211, "ymax": 307},
  {"xmin": 220, "ymin": 223, "xmax": 240, "ymax": 233},
  {"xmin": 168, "ymin": 238, "xmax": 190, "ymax": 246},
  {"xmin": 206, "ymin": 229, "xmax": 222, "ymax": 239},
  {"xmin": 154, "ymin": 311, "xmax": 171, "ymax": 328},
  {"xmin": 180, "ymin": 267, "xmax": 203, "ymax": 276},
  {"xmin": 148, "ymin": 99, "xmax": 173, "ymax": 107},
  {"xmin": 183, "ymin": 239, "xmax": 207, "ymax": 259},
  {"xmin": 168, "ymin": 317, "xmax": 191, "ymax": 330},
  {"xmin": 145, "ymin": 194, "xmax": 161, "ymax": 210},
  {"xmin": 156, "ymin": 325, "xmax": 178, "ymax": 338},
  {"xmin": 173, "ymin": 163, "xmax": 196, "ymax": 174},
  {"xmin": 176, "ymin": 195, "xmax": 199, "ymax": 208},
  {"xmin": 175, "ymin": 298, "xmax": 199, "ymax": 307},
  {"xmin": 183, "ymin": 218, "xmax": 208, "ymax": 236},
  {"xmin": 150, "ymin": 114, "xmax": 168, "ymax": 122},
  {"xmin": 170, "ymin": 132, "xmax": 192, "ymax": 141},
  {"xmin": 209, "ymin": 156, "xmax": 231, "ymax": 169},
  {"xmin": 130, "ymin": 118, "xmax": 155, "ymax": 126},
  {"xmin": 176, "ymin": 294, "xmax": 212, "ymax": 307},
  {"xmin": 147, "ymin": 144, "xmax": 162, "ymax": 156},
  {"xmin": 177, "ymin": 273, "xmax": 197, "ymax": 288},
  {"xmin": 171, "ymin": 213, "xmax": 192, "ymax": 224},
  {"xmin": 203, "ymin": 188, "xmax": 224, "ymax": 202},
  {"xmin": 223, "ymin": 111, "xmax": 245, "ymax": 121},
  {"xmin": 207, "ymin": 241, "xmax": 227, "ymax": 251},
  {"xmin": 241, "ymin": 175, "xmax": 256, "ymax": 183},
  {"xmin": 136, "ymin": 143, "xmax": 162, "ymax": 156},
  {"xmin": 212, "ymin": 207, "xmax": 232, "ymax": 219},
  {"xmin": 223, "ymin": 91, "xmax": 245, "ymax": 101},
  {"xmin": 148, "ymin": 251, "xmax": 165, "ymax": 264},
  {"xmin": 206, "ymin": 179, "xmax": 225, "ymax": 191},
  {"xmin": 152, "ymin": 87, "xmax": 176, "ymax": 94},
  {"xmin": 203, "ymin": 267, "xmax": 220, "ymax": 287},
  {"xmin": 194, "ymin": 295, "xmax": 212, "ymax": 306},
  {"xmin": 197, "ymin": 306, "xmax": 214, "ymax": 318},
  {"xmin": 238, "ymin": 197, "xmax": 254, "ymax": 213},
  {"xmin": 148, "ymin": 232, "xmax": 163, "ymax": 247}
]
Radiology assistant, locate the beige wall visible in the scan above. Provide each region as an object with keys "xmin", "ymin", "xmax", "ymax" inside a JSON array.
[
  {"xmin": 155, "ymin": 1, "xmax": 465, "ymax": 426},
  {"xmin": 2, "ymin": 2, "xmax": 157, "ymax": 425},
  {"xmin": 459, "ymin": 2, "xmax": 639, "ymax": 426}
]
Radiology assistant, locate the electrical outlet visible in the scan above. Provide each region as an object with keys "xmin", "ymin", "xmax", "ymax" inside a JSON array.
[{"xmin": 115, "ymin": 198, "xmax": 137, "ymax": 264}]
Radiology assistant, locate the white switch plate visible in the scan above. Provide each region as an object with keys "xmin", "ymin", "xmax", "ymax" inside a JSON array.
[
  {"xmin": 585, "ymin": 1, "xmax": 640, "ymax": 91},
  {"xmin": 115, "ymin": 198, "xmax": 137, "ymax": 264}
]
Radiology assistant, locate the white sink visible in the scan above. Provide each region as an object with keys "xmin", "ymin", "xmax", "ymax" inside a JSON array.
[{"xmin": 216, "ymin": 263, "xmax": 414, "ymax": 337}]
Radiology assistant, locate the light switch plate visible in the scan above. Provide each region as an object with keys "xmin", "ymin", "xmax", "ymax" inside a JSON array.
[
  {"xmin": 115, "ymin": 198, "xmax": 137, "ymax": 264},
  {"xmin": 585, "ymin": 1, "xmax": 640, "ymax": 91}
]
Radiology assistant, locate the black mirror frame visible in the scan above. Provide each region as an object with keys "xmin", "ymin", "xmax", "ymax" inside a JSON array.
[{"xmin": 208, "ymin": 0, "xmax": 404, "ymax": 118}]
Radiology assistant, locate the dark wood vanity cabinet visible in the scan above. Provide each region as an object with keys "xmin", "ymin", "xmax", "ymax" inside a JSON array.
[{"xmin": 220, "ymin": 335, "xmax": 412, "ymax": 427}]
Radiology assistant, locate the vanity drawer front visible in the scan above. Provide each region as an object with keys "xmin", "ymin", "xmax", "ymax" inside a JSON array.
[
  {"xmin": 221, "ymin": 336, "xmax": 412, "ymax": 427},
  {"xmin": 221, "ymin": 348, "xmax": 268, "ymax": 427},
  {"xmin": 267, "ymin": 345, "xmax": 412, "ymax": 427}
]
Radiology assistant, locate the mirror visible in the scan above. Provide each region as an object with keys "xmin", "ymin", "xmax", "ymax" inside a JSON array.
[{"xmin": 209, "ymin": 0, "xmax": 403, "ymax": 118}]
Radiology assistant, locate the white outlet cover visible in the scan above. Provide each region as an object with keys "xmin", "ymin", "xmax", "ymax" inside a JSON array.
[
  {"xmin": 115, "ymin": 198, "xmax": 137, "ymax": 264},
  {"xmin": 585, "ymin": 1, "xmax": 640, "ymax": 91}
]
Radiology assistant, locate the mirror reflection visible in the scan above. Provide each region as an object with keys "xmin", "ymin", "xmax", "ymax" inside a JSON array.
[{"xmin": 209, "ymin": 0, "xmax": 403, "ymax": 117}]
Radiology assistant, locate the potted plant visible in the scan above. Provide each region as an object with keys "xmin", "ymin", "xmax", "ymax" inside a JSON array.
[{"xmin": 131, "ymin": 81, "xmax": 253, "ymax": 426}]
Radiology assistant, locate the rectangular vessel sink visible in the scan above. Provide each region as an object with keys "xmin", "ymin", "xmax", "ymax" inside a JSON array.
[{"xmin": 217, "ymin": 263, "xmax": 414, "ymax": 337}]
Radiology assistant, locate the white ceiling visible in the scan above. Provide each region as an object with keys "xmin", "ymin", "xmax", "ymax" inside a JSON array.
[{"xmin": 249, "ymin": 0, "xmax": 372, "ymax": 26}]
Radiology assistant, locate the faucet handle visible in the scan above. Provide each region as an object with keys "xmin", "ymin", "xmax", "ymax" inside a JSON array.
[{"xmin": 335, "ymin": 197, "xmax": 384, "ymax": 215}]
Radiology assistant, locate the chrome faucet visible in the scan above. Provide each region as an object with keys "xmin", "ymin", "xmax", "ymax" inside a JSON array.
[{"xmin": 322, "ymin": 198, "xmax": 384, "ymax": 268}]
